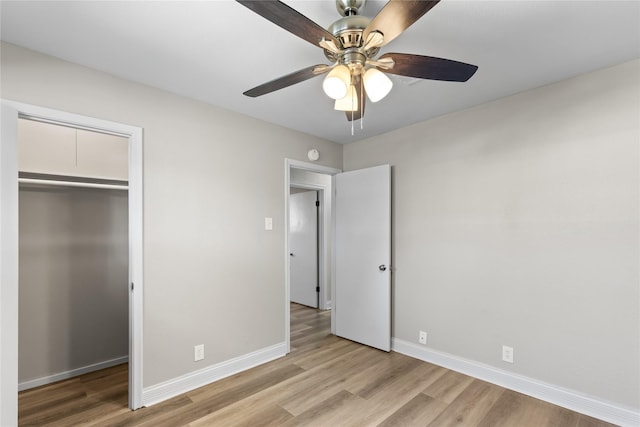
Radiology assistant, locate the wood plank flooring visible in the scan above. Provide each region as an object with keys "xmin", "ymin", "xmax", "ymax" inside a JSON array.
[{"xmin": 19, "ymin": 303, "xmax": 617, "ymax": 426}]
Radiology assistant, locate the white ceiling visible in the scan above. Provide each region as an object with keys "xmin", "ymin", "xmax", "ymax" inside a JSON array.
[{"xmin": 1, "ymin": 1, "xmax": 639, "ymax": 144}]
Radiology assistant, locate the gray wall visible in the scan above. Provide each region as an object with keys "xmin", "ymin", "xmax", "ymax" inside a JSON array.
[
  {"xmin": 19, "ymin": 185, "xmax": 128, "ymax": 384},
  {"xmin": 2, "ymin": 42, "xmax": 343, "ymax": 387},
  {"xmin": 344, "ymin": 59, "xmax": 640, "ymax": 409}
]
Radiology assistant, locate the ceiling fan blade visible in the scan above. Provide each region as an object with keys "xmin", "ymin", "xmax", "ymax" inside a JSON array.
[
  {"xmin": 236, "ymin": 1, "xmax": 340, "ymax": 48},
  {"xmin": 379, "ymin": 53, "xmax": 478, "ymax": 82},
  {"xmin": 363, "ymin": 0, "xmax": 440, "ymax": 48},
  {"xmin": 243, "ymin": 64, "xmax": 329, "ymax": 97},
  {"xmin": 346, "ymin": 76, "xmax": 366, "ymax": 122}
]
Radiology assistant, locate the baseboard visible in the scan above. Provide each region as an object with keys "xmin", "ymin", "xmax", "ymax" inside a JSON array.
[
  {"xmin": 142, "ymin": 342, "xmax": 287, "ymax": 407},
  {"xmin": 18, "ymin": 355, "xmax": 128, "ymax": 391},
  {"xmin": 392, "ymin": 338, "xmax": 639, "ymax": 427}
]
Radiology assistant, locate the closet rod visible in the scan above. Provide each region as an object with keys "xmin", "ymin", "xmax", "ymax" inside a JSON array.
[{"xmin": 18, "ymin": 178, "xmax": 128, "ymax": 191}]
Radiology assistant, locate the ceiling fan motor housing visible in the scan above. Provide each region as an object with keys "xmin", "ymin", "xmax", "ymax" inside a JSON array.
[{"xmin": 325, "ymin": 14, "xmax": 379, "ymax": 66}]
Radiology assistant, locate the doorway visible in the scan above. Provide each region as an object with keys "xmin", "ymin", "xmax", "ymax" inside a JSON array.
[
  {"xmin": 1, "ymin": 101, "xmax": 143, "ymax": 421},
  {"xmin": 285, "ymin": 159, "xmax": 341, "ymax": 353},
  {"xmin": 285, "ymin": 159, "xmax": 392, "ymax": 354}
]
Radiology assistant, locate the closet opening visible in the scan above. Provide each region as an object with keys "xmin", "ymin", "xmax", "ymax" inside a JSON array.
[{"xmin": 17, "ymin": 117, "xmax": 132, "ymax": 413}]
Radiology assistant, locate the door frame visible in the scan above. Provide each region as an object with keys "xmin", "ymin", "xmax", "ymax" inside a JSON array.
[
  {"xmin": 0, "ymin": 100, "xmax": 144, "ymax": 420},
  {"xmin": 285, "ymin": 159, "xmax": 341, "ymax": 353}
]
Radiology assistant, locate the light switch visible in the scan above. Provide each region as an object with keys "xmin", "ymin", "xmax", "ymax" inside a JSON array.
[{"xmin": 265, "ymin": 217, "xmax": 273, "ymax": 230}]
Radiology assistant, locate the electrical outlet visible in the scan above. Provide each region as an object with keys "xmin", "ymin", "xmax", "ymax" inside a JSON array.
[
  {"xmin": 194, "ymin": 344, "xmax": 205, "ymax": 361},
  {"xmin": 419, "ymin": 331, "xmax": 427, "ymax": 345},
  {"xmin": 502, "ymin": 345, "xmax": 514, "ymax": 363}
]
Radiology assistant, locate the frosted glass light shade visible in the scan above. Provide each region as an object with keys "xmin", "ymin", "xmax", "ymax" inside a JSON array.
[
  {"xmin": 323, "ymin": 65, "xmax": 350, "ymax": 100},
  {"xmin": 363, "ymin": 68, "xmax": 393, "ymax": 102},
  {"xmin": 334, "ymin": 85, "xmax": 359, "ymax": 111}
]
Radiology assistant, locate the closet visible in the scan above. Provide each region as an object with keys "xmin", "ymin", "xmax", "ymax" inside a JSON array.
[{"xmin": 17, "ymin": 118, "xmax": 129, "ymax": 390}]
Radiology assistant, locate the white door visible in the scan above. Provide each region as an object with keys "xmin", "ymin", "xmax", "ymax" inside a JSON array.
[
  {"xmin": 335, "ymin": 164, "xmax": 391, "ymax": 351},
  {"xmin": 289, "ymin": 190, "xmax": 318, "ymax": 308}
]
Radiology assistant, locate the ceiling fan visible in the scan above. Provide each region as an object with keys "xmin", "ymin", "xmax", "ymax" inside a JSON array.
[{"xmin": 237, "ymin": 0, "xmax": 478, "ymax": 122}]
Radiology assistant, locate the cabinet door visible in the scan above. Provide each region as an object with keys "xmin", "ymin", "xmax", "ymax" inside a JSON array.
[
  {"xmin": 76, "ymin": 129, "xmax": 128, "ymax": 181},
  {"xmin": 18, "ymin": 119, "xmax": 77, "ymax": 176}
]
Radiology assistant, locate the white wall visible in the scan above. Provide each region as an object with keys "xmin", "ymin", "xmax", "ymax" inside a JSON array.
[
  {"xmin": 344, "ymin": 59, "xmax": 640, "ymax": 410},
  {"xmin": 1, "ymin": 41, "xmax": 342, "ymax": 396},
  {"xmin": 290, "ymin": 168, "xmax": 332, "ymax": 189}
]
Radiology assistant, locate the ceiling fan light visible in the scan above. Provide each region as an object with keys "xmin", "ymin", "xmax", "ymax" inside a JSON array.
[
  {"xmin": 334, "ymin": 85, "xmax": 358, "ymax": 112},
  {"xmin": 323, "ymin": 65, "xmax": 350, "ymax": 100},
  {"xmin": 364, "ymin": 68, "xmax": 393, "ymax": 102}
]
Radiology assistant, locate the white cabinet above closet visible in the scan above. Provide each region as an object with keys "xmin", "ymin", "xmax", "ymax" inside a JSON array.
[
  {"xmin": 76, "ymin": 129, "xmax": 128, "ymax": 180},
  {"xmin": 18, "ymin": 119, "xmax": 128, "ymax": 181},
  {"xmin": 18, "ymin": 119, "xmax": 76, "ymax": 176}
]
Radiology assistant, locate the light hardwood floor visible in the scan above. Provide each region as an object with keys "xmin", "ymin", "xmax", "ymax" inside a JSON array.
[{"xmin": 19, "ymin": 303, "xmax": 616, "ymax": 426}]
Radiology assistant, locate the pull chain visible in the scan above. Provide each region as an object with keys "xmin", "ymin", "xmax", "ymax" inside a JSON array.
[
  {"xmin": 351, "ymin": 110, "xmax": 354, "ymax": 136},
  {"xmin": 360, "ymin": 75, "xmax": 364, "ymax": 130}
]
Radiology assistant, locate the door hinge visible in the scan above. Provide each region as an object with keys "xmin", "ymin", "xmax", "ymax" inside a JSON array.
[
  {"xmin": 316, "ymin": 286, "xmax": 320, "ymax": 293},
  {"xmin": 131, "ymin": 282, "xmax": 134, "ymax": 291},
  {"xmin": 315, "ymin": 200, "xmax": 320, "ymax": 207}
]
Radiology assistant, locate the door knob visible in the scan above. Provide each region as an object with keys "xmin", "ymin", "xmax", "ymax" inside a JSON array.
[
  {"xmin": 379, "ymin": 264, "xmax": 387, "ymax": 271},
  {"xmin": 290, "ymin": 253, "xmax": 294, "ymax": 256}
]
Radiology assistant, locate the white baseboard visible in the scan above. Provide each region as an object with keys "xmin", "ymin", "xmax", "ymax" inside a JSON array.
[
  {"xmin": 142, "ymin": 342, "xmax": 287, "ymax": 407},
  {"xmin": 18, "ymin": 355, "xmax": 128, "ymax": 391},
  {"xmin": 392, "ymin": 338, "xmax": 639, "ymax": 427}
]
